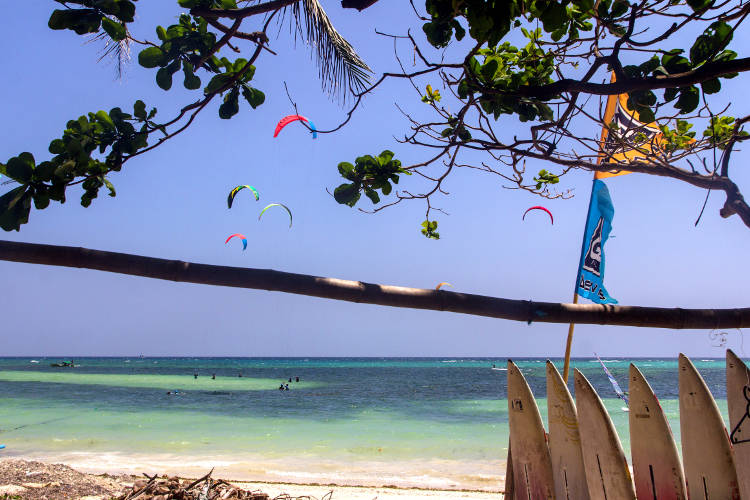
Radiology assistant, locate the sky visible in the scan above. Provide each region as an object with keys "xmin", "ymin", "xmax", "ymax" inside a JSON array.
[{"xmin": 1, "ymin": 2, "xmax": 749, "ymax": 357}]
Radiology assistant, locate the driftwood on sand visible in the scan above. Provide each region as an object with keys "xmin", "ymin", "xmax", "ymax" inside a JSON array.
[{"xmin": 118, "ymin": 469, "xmax": 335, "ymax": 500}]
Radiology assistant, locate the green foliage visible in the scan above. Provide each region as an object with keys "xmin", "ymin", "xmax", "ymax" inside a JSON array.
[
  {"xmin": 421, "ymin": 84, "xmax": 441, "ymax": 104},
  {"xmin": 459, "ymin": 36, "xmax": 555, "ymax": 122},
  {"xmin": 137, "ymin": 15, "xmax": 264, "ymax": 118},
  {"xmin": 703, "ymin": 116, "xmax": 749, "ymax": 149},
  {"xmin": 533, "ymin": 169, "xmax": 559, "ymax": 190},
  {"xmin": 48, "ymin": 0, "xmax": 135, "ymax": 37},
  {"xmin": 333, "ymin": 151, "xmax": 409, "ymax": 207},
  {"xmin": 0, "ymin": 102, "xmax": 157, "ymax": 230},
  {"xmin": 441, "ymin": 116, "xmax": 472, "ymax": 141},
  {"xmin": 420, "ymin": 220, "xmax": 439, "ymax": 240},
  {"xmin": 658, "ymin": 120, "xmax": 696, "ymax": 153}
]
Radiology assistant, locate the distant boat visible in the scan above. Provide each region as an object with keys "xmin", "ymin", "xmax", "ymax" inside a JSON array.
[{"xmin": 595, "ymin": 354, "xmax": 629, "ymax": 411}]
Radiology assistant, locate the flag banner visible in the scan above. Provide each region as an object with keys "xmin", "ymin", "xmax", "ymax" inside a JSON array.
[
  {"xmin": 576, "ymin": 179, "xmax": 617, "ymax": 304},
  {"xmin": 595, "ymin": 84, "xmax": 662, "ymax": 179}
]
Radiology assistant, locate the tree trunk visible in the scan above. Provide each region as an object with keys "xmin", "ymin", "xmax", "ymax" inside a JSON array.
[{"xmin": 1, "ymin": 240, "xmax": 747, "ymax": 329}]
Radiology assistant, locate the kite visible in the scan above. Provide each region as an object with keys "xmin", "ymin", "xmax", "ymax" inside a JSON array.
[
  {"xmin": 225, "ymin": 233, "xmax": 248, "ymax": 251},
  {"xmin": 522, "ymin": 206, "xmax": 554, "ymax": 225},
  {"xmin": 435, "ymin": 282, "xmax": 453, "ymax": 290},
  {"xmin": 227, "ymin": 185, "xmax": 259, "ymax": 208},
  {"xmin": 273, "ymin": 115, "xmax": 318, "ymax": 139},
  {"xmin": 258, "ymin": 203, "xmax": 293, "ymax": 228}
]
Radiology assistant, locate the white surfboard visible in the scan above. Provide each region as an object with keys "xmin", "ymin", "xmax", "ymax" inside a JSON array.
[
  {"xmin": 628, "ymin": 363, "xmax": 687, "ymax": 500},
  {"xmin": 678, "ymin": 353, "xmax": 741, "ymax": 499},
  {"xmin": 507, "ymin": 360, "xmax": 555, "ymax": 499},
  {"xmin": 726, "ymin": 349, "xmax": 750, "ymax": 499},
  {"xmin": 574, "ymin": 369, "xmax": 636, "ymax": 500},
  {"xmin": 546, "ymin": 361, "xmax": 590, "ymax": 500}
]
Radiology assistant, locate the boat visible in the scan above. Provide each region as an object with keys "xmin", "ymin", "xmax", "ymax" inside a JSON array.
[{"xmin": 595, "ymin": 354, "xmax": 629, "ymax": 411}]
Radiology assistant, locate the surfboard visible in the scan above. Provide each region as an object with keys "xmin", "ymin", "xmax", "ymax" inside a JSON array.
[
  {"xmin": 504, "ymin": 441, "xmax": 514, "ymax": 499},
  {"xmin": 546, "ymin": 361, "xmax": 590, "ymax": 500},
  {"xmin": 507, "ymin": 360, "xmax": 555, "ymax": 499},
  {"xmin": 574, "ymin": 369, "xmax": 636, "ymax": 500},
  {"xmin": 628, "ymin": 363, "xmax": 687, "ymax": 500},
  {"xmin": 726, "ymin": 349, "xmax": 750, "ymax": 499},
  {"xmin": 678, "ymin": 353, "xmax": 741, "ymax": 499}
]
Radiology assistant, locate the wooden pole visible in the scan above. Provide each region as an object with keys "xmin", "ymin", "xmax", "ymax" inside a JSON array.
[
  {"xmin": 1, "ymin": 239, "xmax": 749, "ymax": 329},
  {"xmin": 562, "ymin": 293, "xmax": 579, "ymax": 383}
]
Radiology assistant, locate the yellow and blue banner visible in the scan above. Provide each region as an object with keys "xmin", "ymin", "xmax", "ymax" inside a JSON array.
[{"xmin": 575, "ymin": 179, "xmax": 617, "ymax": 304}]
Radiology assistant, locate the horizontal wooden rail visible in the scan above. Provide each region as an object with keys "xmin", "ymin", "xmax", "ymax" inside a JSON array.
[{"xmin": 1, "ymin": 240, "xmax": 748, "ymax": 329}]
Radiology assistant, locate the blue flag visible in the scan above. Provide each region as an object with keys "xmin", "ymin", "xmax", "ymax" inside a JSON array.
[{"xmin": 576, "ymin": 179, "xmax": 617, "ymax": 304}]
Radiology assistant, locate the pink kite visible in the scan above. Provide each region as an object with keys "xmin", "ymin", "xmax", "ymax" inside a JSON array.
[{"xmin": 522, "ymin": 206, "xmax": 554, "ymax": 225}]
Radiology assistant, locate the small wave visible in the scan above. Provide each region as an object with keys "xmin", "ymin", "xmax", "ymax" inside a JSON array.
[
  {"xmin": 30, "ymin": 360, "xmax": 39, "ymax": 363},
  {"xmin": 442, "ymin": 360, "xmax": 458, "ymax": 363}
]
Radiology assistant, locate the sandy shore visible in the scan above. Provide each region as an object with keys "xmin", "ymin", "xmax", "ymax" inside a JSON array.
[{"xmin": 0, "ymin": 458, "xmax": 506, "ymax": 499}]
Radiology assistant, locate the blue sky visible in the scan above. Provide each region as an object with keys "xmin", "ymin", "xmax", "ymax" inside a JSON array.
[{"xmin": 1, "ymin": 2, "xmax": 749, "ymax": 357}]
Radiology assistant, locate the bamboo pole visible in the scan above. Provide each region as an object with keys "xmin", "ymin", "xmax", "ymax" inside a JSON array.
[
  {"xmin": 562, "ymin": 293, "xmax": 579, "ymax": 382},
  {"xmin": 1, "ymin": 239, "xmax": 749, "ymax": 329}
]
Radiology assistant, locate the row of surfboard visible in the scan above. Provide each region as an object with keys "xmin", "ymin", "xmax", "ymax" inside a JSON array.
[{"xmin": 504, "ymin": 350, "xmax": 749, "ymax": 499}]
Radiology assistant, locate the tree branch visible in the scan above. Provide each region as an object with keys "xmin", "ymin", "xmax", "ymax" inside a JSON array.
[
  {"xmin": 490, "ymin": 57, "xmax": 750, "ymax": 99},
  {"xmin": 1, "ymin": 240, "xmax": 748, "ymax": 329},
  {"xmin": 191, "ymin": 0, "xmax": 299, "ymax": 19}
]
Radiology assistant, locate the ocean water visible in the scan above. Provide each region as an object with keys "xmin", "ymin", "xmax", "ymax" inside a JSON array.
[{"xmin": 0, "ymin": 357, "xmax": 738, "ymax": 491}]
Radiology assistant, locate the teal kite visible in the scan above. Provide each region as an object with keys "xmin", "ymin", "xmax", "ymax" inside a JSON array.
[{"xmin": 227, "ymin": 185, "xmax": 259, "ymax": 208}]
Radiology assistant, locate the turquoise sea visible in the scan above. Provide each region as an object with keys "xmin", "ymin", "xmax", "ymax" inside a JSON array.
[{"xmin": 0, "ymin": 357, "xmax": 738, "ymax": 491}]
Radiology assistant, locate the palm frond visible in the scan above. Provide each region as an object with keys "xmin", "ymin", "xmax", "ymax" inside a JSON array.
[
  {"xmin": 86, "ymin": 22, "xmax": 132, "ymax": 80},
  {"xmin": 287, "ymin": 0, "xmax": 372, "ymax": 100}
]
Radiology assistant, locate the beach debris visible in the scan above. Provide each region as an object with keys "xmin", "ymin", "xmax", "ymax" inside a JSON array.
[
  {"xmin": 118, "ymin": 469, "xmax": 273, "ymax": 500},
  {"xmin": 273, "ymin": 115, "xmax": 317, "ymax": 139},
  {"xmin": 116, "ymin": 468, "xmax": 336, "ymax": 500},
  {"xmin": 228, "ymin": 185, "xmax": 260, "ymax": 208},
  {"xmin": 258, "ymin": 203, "xmax": 293, "ymax": 228},
  {"xmin": 522, "ymin": 205, "xmax": 554, "ymax": 225},
  {"xmin": 225, "ymin": 233, "xmax": 248, "ymax": 251}
]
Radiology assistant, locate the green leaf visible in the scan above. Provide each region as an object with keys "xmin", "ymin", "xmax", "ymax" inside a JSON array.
[
  {"xmin": 0, "ymin": 186, "xmax": 32, "ymax": 232},
  {"xmin": 337, "ymin": 162, "xmax": 355, "ymax": 178},
  {"xmin": 133, "ymin": 100, "xmax": 146, "ymax": 120},
  {"xmin": 103, "ymin": 178, "xmax": 116, "ymax": 197},
  {"xmin": 686, "ymin": 0, "xmax": 714, "ymax": 12},
  {"xmin": 690, "ymin": 21, "xmax": 733, "ymax": 65},
  {"xmin": 95, "ymin": 110, "xmax": 116, "ymax": 130},
  {"xmin": 204, "ymin": 73, "xmax": 234, "ymax": 94},
  {"xmin": 48, "ymin": 9, "xmax": 101, "ymax": 34},
  {"xmin": 6, "ymin": 153, "xmax": 35, "ymax": 183},
  {"xmin": 101, "ymin": 17, "xmax": 127, "ymax": 41},
  {"xmin": 701, "ymin": 78, "xmax": 721, "ymax": 94},
  {"xmin": 138, "ymin": 47, "xmax": 166, "ymax": 68},
  {"xmin": 156, "ymin": 67, "xmax": 173, "ymax": 90},
  {"xmin": 182, "ymin": 62, "xmax": 201, "ymax": 90},
  {"xmin": 333, "ymin": 183, "xmax": 361, "ymax": 207},
  {"xmin": 241, "ymin": 86, "xmax": 265, "ymax": 109},
  {"xmin": 365, "ymin": 188, "xmax": 380, "ymax": 204},
  {"xmin": 675, "ymin": 86, "xmax": 699, "ymax": 114},
  {"xmin": 540, "ymin": 2, "xmax": 568, "ymax": 32},
  {"xmin": 218, "ymin": 88, "xmax": 240, "ymax": 119},
  {"xmin": 48, "ymin": 139, "xmax": 66, "ymax": 154}
]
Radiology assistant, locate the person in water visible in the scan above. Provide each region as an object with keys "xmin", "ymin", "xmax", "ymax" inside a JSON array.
[
  {"xmin": 211, "ymin": 373, "xmax": 216, "ymax": 380},
  {"xmin": 295, "ymin": 376, "xmax": 299, "ymax": 382},
  {"xmin": 278, "ymin": 384, "xmax": 284, "ymax": 391},
  {"xmin": 238, "ymin": 372, "xmax": 242, "ymax": 378},
  {"xmin": 288, "ymin": 377, "xmax": 292, "ymax": 383},
  {"xmin": 285, "ymin": 384, "xmax": 290, "ymax": 391},
  {"xmin": 194, "ymin": 372, "xmax": 198, "ymax": 379}
]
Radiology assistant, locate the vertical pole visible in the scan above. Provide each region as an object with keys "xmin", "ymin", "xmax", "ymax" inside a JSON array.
[{"xmin": 562, "ymin": 293, "xmax": 579, "ymax": 383}]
